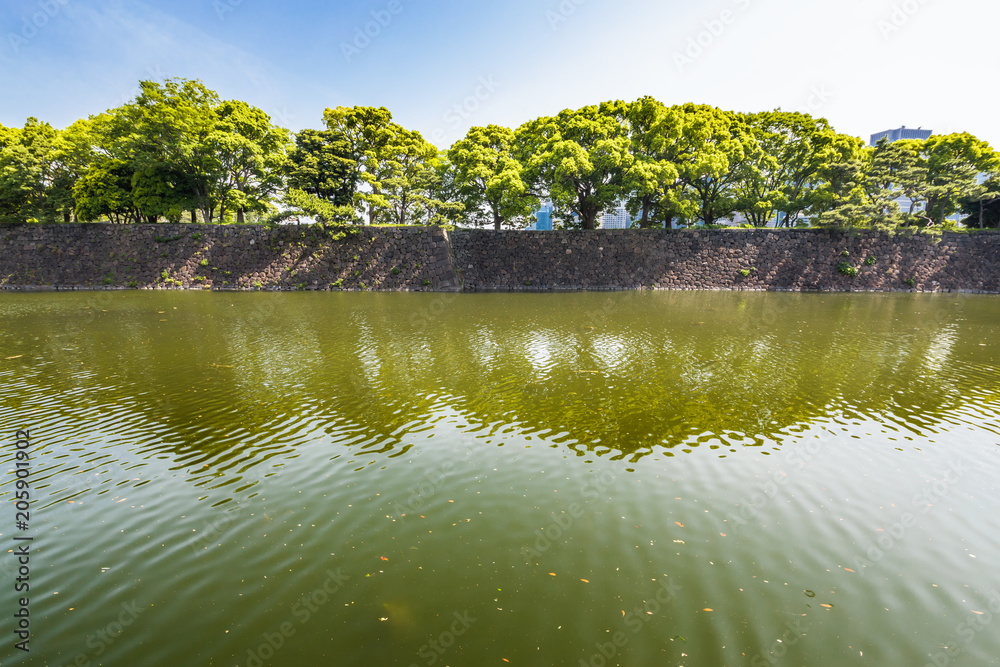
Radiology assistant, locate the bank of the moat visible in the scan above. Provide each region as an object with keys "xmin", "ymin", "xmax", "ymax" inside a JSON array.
[{"xmin": 1, "ymin": 224, "xmax": 998, "ymax": 293}]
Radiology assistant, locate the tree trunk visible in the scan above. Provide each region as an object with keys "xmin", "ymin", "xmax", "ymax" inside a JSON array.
[
  {"xmin": 980, "ymin": 198, "xmax": 985, "ymax": 229},
  {"xmin": 237, "ymin": 208, "xmax": 245, "ymax": 225},
  {"xmin": 63, "ymin": 211, "xmax": 70, "ymax": 223},
  {"xmin": 191, "ymin": 210, "xmax": 197, "ymax": 224}
]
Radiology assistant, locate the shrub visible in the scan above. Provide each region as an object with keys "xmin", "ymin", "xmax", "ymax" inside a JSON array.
[{"xmin": 837, "ymin": 262, "xmax": 858, "ymax": 277}]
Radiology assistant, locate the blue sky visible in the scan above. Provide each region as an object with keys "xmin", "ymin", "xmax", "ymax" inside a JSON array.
[{"xmin": 1, "ymin": 0, "xmax": 997, "ymax": 148}]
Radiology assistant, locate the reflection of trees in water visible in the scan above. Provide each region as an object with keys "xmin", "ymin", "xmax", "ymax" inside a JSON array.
[{"xmin": 4, "ymin": 293, "xmax": 997, "ymax": 474}]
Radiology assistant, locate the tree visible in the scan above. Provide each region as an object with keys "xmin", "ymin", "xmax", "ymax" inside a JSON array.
[
  {"xmin": 805, "ymin": 133, "xmax": 882, "ymax": 228},
  {"xmin": 377, "ymin": 128, "xmax": 457, "ymax": 226},
  {"xmin": 286, "ymin": 128, "xmax": 357, "ymax": 212},
  {"xmin": 732, "ymin": 111, "xmax": 842, "ymax": 227},
  {"xmin": 673, "ymin": 106, "xmax": 755, "ymax": 226},
  {"xmin": 447, "ymin": 125, "xmax": 536, "ymax": 229},
  {"xmin": 207, "ymin": 100, "xmax": 290, "ymax": 224},
  {"xmin": 517, "ymin": 103, "xmax": 633, "ymax": 230},
  {"xmin": 49, "ymin": 119, "xmax": 97, "ymax": 222},
  {"xmin": 920, "ymin": 133, "xmax": 998, "ymax": 226},
  {"xmin": 863, "ymin": 138, "xmax": 926, "ymax": 227},
  {"xmin": 322, "ymin": 106, "xmax": 397, "ymax": 224},
  {"xmin": 74, "ymin": 158, "xmax": 142, "ymax": 224},
  {"xmin": 107, "ymin": 78, "xmax": 221, "ymax": 223},
  {"xmin": 0, "ymin": 118, "xmax": 65, "ymax": 223},
  {"xmin": 615, "ymin": 97, "xmax": 690, "ymax": 228}
]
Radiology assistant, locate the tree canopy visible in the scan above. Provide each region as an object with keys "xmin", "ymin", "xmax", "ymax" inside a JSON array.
[{"xmin": 2, "ymin": 80, "xmax": 998, "ymax": 231}]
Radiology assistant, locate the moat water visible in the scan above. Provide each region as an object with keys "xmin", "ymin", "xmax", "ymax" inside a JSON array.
[{"xmin": 1, "ymin": 291, "xmax": 999, "ymax": 666}]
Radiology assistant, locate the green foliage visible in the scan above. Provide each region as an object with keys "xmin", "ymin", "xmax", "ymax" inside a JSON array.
[
  {"xmin": 733, "ymin": 111, "xmax": 843, "ymax": 227},
  {"xmin": 0, "ymin": 117, "xmax": 81, "ymax": 223},
  {"xmin": 285, "ymin": 128, "xmax": 356, "ymax": 211},
  {"xmin": 517, "ymin": 103, "xmax": 633, "ymax": 229},
  {"xmin": 199, "ymin": 258, "xmax": 209, "ymax": 267},
  {"xmin": 837, "ymin": 262, "xmax": 858, "ymax": 277},
  {"xmin": 7, "ymin": 85, "xmax": 1000, "ymax": 232},
  {"xmin": 865, "ymin": 256, "xmax": 876, "ymax": 265},
  {"xmin": 448, "ymin": 125, "xmax": 536, "ymax": 229}
]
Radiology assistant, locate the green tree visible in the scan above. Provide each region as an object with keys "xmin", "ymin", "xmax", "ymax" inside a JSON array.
[
  {"xmin": 960, "ymin": 175, "xmax": 1000, "ymax": 228},
  {"xmin": 74, "ymin": 158, "xmax": 141, "ymax": 224},
  {"xmin": 920, "ymin": 133, "xmax": 998, "ymax": 226},
  {"xmin": 107, "ymin": 78, "xmax": 221, "ymax": 223},
  {"xmin": 447, "ymin": 125, "xmax": 536, "ymax": 229},
  {"xmin": 377, "ymin": 128, "xmax": 457, "ymax": 226},
  {"xmin": 673, "ymin": 106, "xmax": 755, "ymax": 226},
  {"xmin": 614, "ymin": 97, "xmax": 691, "ymax": 228},
  {"xmin": 322, "ymin": 106, "xmax": 397, "ymax": 224},
  {"xmin": 207, "ymin": 100, "xmax": 290, "ymax": 224},
  {"xmin": 517, "ymin": 103, "xmax": 633, "ymax": 230},
  {"xmin": 732, "ymin": 112, "xmax": 842, "ymax": 227},
  {"xmin": 864, "ymin": 138, "xmax": 927, "ymax": 227},
  {"xmin": 0, "ymin": 118, "xmax": 65, "ymax": 223},
  {"xmin": 285, "ymin": 128, "xmax": 357, "ymax": 214}
]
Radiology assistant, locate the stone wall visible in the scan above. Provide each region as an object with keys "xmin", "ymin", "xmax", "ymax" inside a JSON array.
[
  {"xmin": 450, "ymin": 229, "xmax": 1000, "ymax": 293},
  {"xmin": 1, "ymin": 224, "xmax": 998, "ymax": 293},
  {"xmin": 0, "ymin": 224, "xmax": 460, "ymax": 291}
]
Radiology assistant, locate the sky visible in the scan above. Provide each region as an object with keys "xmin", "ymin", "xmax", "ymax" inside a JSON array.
[{"xmin": 0, "ymin": 0, "xmax": 997, "ymax": 149}]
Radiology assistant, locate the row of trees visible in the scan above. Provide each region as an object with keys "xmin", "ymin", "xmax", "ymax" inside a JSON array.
[{"xmin": 2, "ymin": 78, "xmax": 998, "ymax": 229}]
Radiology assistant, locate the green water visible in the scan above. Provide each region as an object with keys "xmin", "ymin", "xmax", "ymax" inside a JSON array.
[{"xmin": 1, "ymin": 291, "xmax": 999, "ymax": 667}]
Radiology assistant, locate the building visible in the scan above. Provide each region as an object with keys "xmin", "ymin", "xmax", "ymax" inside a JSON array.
[
  {"xmin": 532, "ymin": 203, "xmax": 554, "ymax": 230},
  {"xmin": 870, "ymin": 126, "xmax": 932, "ymax": 147},
  {"xmin": 599, "ymin": 202, "xmax": 631, "ymax": 229}
]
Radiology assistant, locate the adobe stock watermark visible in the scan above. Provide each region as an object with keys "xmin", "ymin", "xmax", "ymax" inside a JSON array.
[
  {"xmin": 390, "ymin": 448, "xmax": 474, "ymax": 517},
  {"xmin": 673, "ymin": 0, "xmax": 753, "ymax": 74},
  {"xmin": 340, "ymin": 0, "xmax": 412, "ymax": 63},
  {"xmin": 244, "ymin": 568, "xmax": 349, "ymax": 666},
  {"xmin": 749, "ymin": 617, "xmax": 810, "ymax": 666},
  {"xmin": 427, "ymin": 75, "xmax": 501, "ymax": 147},
  {"xmin": 877, "ymin": 0, "xmax": 930, "ymax": 40},
  {"xmin": 7, "ymin": 0, "xmax": 70, "ymax": 55},
  {"xmin": 725, "ymin": 426, "xmax": 838, "ymax": 532},
  {"xmin": 578, "ymin": 577, "xmax": 682, "ymax": 667},
  {"xmin": 407, "ymin": 610, "xmax": 477, "ymax": 667},
  {"xmin": 797, "ymin": 85, "xmax": 834, "ymax": 116},
  {"xmin": 408, "ymin": 292, "xmax": 459, "ymax": 330},
  {"xmin": 111, "ymin": 65, "xmax": 169, "ymax": 109},
  {"xmin": 61, "ymin": 599, "xmax": 145, "ymax": 665},
  {"xmin": 546, "ymin": 0, "xmax": 587, "ymax": 31},
  {"xmin": 190, "ymin": 502, "xmax": 251, "ymax": 555},
  {"xmin": 923, "ymin": 589, "xmax": 1000, "ymax": 667},
  {"xmin": 521, "ymin": 468, "xmax": 618, "ymax": 562},
  {"xmin": 213, "ymin": 0, "xmax": 243, "ymax": 21},
  {"xmin": 851, "ymin": 458, "xmax": 967, "ymax": 575}
]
